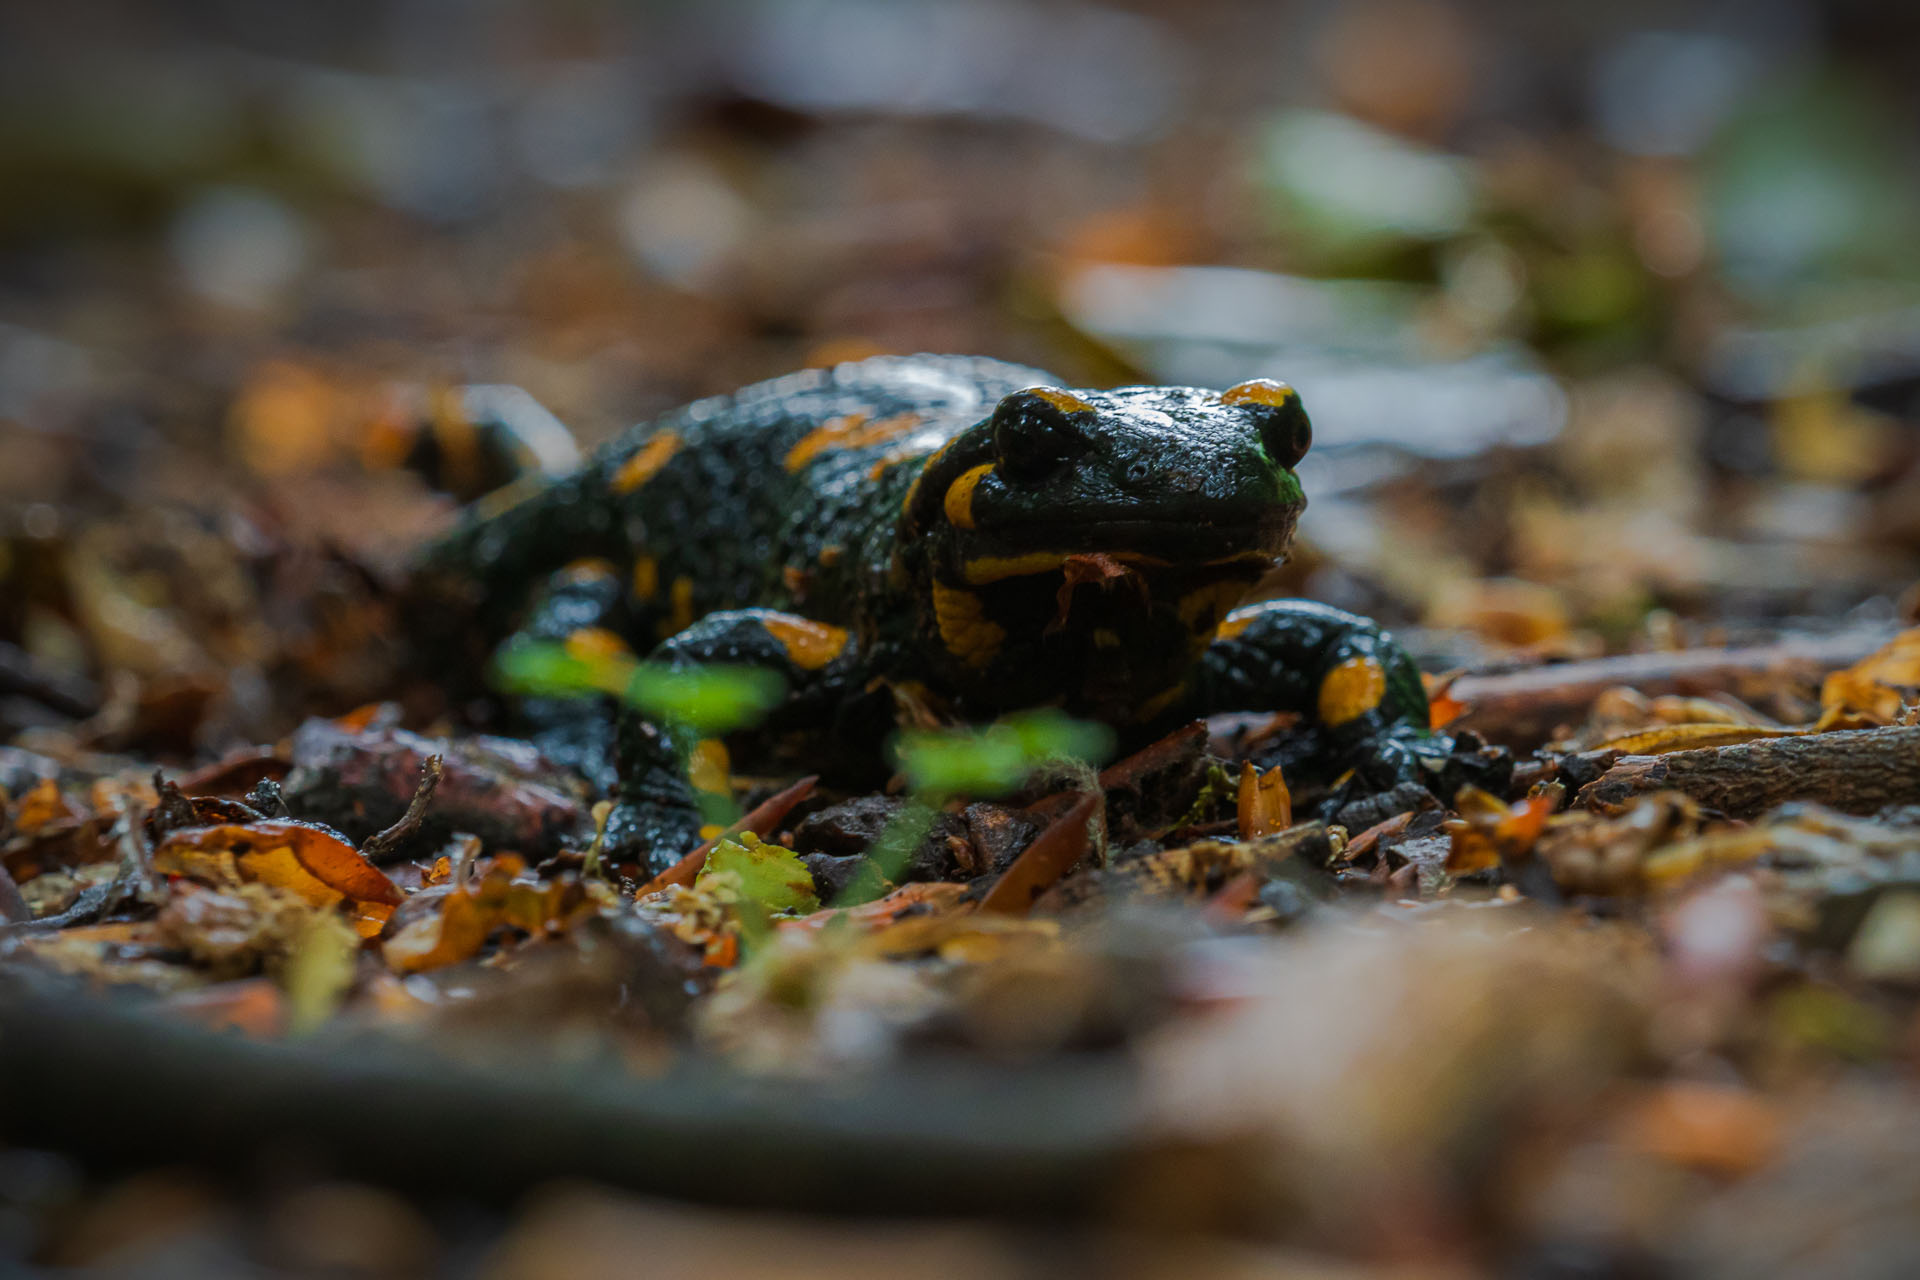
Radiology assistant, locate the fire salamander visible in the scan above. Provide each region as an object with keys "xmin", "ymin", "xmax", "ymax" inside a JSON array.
[{"xmin": 418, "ymin": 354, "xmax": 1474, "ymax": 874}]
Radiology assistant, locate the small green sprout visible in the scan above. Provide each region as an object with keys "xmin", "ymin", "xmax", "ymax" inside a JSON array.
[
  {"xmin": 891, "ymin": 710, "xmax": 1115, "ymax": 800},
  {"xmin": 491, "ymin": 639, "xmax": 785, "ymax": 735},
  {"xmin": 832, "ymin": 710, "xmax": 1114, "ymax": 906}
]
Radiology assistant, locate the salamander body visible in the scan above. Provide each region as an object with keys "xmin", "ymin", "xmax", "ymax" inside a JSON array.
[{"xmin": 420, "ymin": 354, "xmax": 1458, "ymax": 871}]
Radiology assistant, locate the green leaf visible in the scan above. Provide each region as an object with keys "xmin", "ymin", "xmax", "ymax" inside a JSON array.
[
  {"xmin": 893, "ymin": 710, "xmax": 1114, "ymax": 799},
  {"xmin": 490, "ymin": 641, "xmax": 785, "ymax": 735},
  {"xmin": 699, "ymin": 832, "xmax": 818, "ymax": 914},
  {"xmin": 624, "ymin": 664, "xmax": 786, "ymax": 735},
  {"xmin": 491, "ymin": 638, "xmax": 630, "ymax": 699},
  {"xmin": 282, "ymin": 910, "xmax": 359, "ymax": 1036}
]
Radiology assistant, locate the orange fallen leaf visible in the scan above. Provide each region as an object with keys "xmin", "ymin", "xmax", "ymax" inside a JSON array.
[
  {"xmin": 1617, "ymin": 1081, "xmax": 1783, "ymax": 1177},
  {"xmin": 1446, "ymin": 787, "xmax": 1557, "ymax": 874},
  {"xmin": 154, "ymin": 821, "xmax": 401, "ymax": 937},
  {"xmin": 1424, "ymin": 671, "xmax": 1467, "ymax": 729},
  {"xmin": 1236, "ymin": 761, "xmax": 1291, "ymax": 839},
  {"xmin": 12, "ymin": 779, "xmax": 78, "ymax": 836},
  {"xmin": 703, "ymin": 932, "xmax": 740, "ymax": 969},
  {"xmin": 1820, "ymin": 627, "xmax": 1920, "ymax": 724},
  {"xmin": 164, "ymin": 979, "xmax": 288, "ymax": 1038},
  {"xmin": 382, "ymin": 863, "xmax": 597, "ymax": 974}
]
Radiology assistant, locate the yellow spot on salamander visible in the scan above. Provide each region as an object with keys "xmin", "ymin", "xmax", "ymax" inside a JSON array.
[
  {"xmin": 761, "ymin": 614, "xmax": 850, "ymax": 671},
  {"xmin": 559, "ymin": 558, "xmax": 618, "ymax": 584},
  {"xmin": 1220, "ymin": 378, "xmax": 1298, "ymax": 408},
  {"xmin": 429, "ymin": 386, "xmax": 484, "ymax": 496},
  {"xmin": 931, "ymin": 581, "xmax": 1006, "ymax": 670},
  {"xmin": 611, "ymin": 430, "xmax": 681, "ymax": 495},
  {"xmin": 960, "ymin": 550, "xmax": 1067, "ymax": 583},
  {"xmin": 943, "ymin": 463, "xmax": 993, "ymax": 530},
  {"xmin": 1177, "ymin": 581, "xmax": 1251, "ymax": 639},
  {"xmin": 785, "ymin": 411, "xmax": 922, "ymax": 473},
  {"xmin": 1216, "ymin": 607, "xmax": 1261, "ymax": 641},
  {"xmin": 1093, "ymin": 628, "xmax": 1121, "ymax": 649},
  {"xmin": 563, "ymin": 628, "xmax": 632, "ymax": 663},
  {"xmin": 631, "ymin": 555, "xmax": 659, "ymax": 600},
  {"xmin": 688, "ymin": 738, "xmax": 731, "ymax": 797},
  {"xmin": 1022, "ymin": 386, "xmax": 1096, "ymax": 415},
  {"xmin": 1317, "ymin": 655, "xmax": 1388, "ymax": 728},
  {"xmin": 655, "ymin": 575, "xmax": 695, "ymax": 639}
]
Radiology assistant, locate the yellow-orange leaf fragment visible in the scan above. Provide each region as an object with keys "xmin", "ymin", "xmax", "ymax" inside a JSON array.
[
  {"xmin": 1594, "ymin": 723, "xmax": 1805, "ymax": 755},
  {"xmin": 1617, "ymin": 1081, "xmax": 1782, "ymax": 1177},
  {"xmin": 1445, "ymin": 788, "xmax": 1557, "ymax": 874},
  {"xmin": 382, "ymin": 863, "xmax": 597, "ymax": 974},
  {"xmin": 1820, "ymin": 627, "xmax": 1920, "ymax": 724},
  {"xmin": 1236, "ymin": 761, "xmax": 1292, "ymax": 839},
  {"xmin": 13, "ymin": 779, "xmax": 77, "ymax": 836},
  {"xmin": 154, "ymin": 821, "xmax": 401, "ymax": 937},
  {"xmin": 1429, "ymin": 693, "xmax": 1467, "ymax": 730}
]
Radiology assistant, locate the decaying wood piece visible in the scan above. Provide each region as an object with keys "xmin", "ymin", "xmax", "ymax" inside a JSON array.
[
  {"xmin": 0, "ymin": 862, "xmax": 28, "ymax": 925},
  {"xmin": 0, "ymin": 968, "xmax": 1161, "ymax": 1216},
  {"xmin": 1449, "ymin": 628, "xmax": 1896, "ymax": 748},
  {"xmin": 1577, "ymin": 725, "xmax": 1920, "ymax": 818}
]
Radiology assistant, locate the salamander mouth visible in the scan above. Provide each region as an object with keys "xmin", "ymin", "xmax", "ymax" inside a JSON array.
[
  {"xmin": 952, "ymin": 515, "xmax": 1294, "ymax": 586},
  {"xmin": 954, "ymin": 547, "xmax": 1274, "ymax": 586}
]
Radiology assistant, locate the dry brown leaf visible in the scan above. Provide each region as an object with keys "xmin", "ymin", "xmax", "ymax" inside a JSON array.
[
  {"xmin": 1593, "ymin": 723, "xmax": 1805, "ymax": 755},
  {"xmin": 1616, "ymin": 1081, "xmax": 1783, "ymax": 1177},
  {"xmin": 154, "ymin": 821, "xmax": 401, "ymax": 937},
  {"xmin": 382, "ymin": 862, "xmax": 600, "ymax": 974},
  {"xmin": 12, "ymin": 779, "xmax": 78, "ymax": 836},
  {"xmin": 1446, "ymin": 787, "xmax": 1557, "ymax": 874},
  {"xmin": 1820, "ymin": 627, "xmax": 1920, "ymax": 724}
]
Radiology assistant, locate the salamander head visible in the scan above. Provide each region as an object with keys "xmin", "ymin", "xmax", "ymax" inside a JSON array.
[{"xmin": 901, "ymin": 379, "xmax": 1311, "ymax": 718}]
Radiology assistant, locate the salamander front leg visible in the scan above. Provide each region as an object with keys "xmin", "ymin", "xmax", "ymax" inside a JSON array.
[
  {"xmin": 601, "ymin": 608, "xmax": 875, "ymax": 876},
  {"xmin": 1178, "ymin": 599, "xmax": 1490, "ymax": 795}
]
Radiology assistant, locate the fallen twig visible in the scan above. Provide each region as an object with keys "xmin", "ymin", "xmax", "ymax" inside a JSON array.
[
  {"xmin": 1578, "ymin": 725, "xmax": 1920, "ymax": 818},
  {"xmin": 361, "ymin": 754, "xmax": 445, "ymax": 862},
  {"xmin": 1449, "ymin": 629, "xmax": 1896, "ymax": 748}
]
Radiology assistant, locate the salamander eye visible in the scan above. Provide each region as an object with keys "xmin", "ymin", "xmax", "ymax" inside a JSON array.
[
  {"xmin": 1221, "ymin": 379, "xmax": 1311, "ymax": 470},
  {"xmin": 992, "ymin": 387, "xmax": 1093, "ymax": 482}
]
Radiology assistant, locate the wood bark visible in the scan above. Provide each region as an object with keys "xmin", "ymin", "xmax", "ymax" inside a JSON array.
[
  {"xmin": 1448, "ymin": 628, "xmax": 1895, "ymax": 748},
  {"xmin": 1577, "ymin": 725, "xmax": 1920, "ymax": 818}
]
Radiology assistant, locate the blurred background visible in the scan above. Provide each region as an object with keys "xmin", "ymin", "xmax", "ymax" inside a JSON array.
[
  {"xmin": 5, "ymin": 0, "xmax": 1920, "ymax": 747},
  {"xmin": 13, "ymin": 7, "xmax": 1920, "ymax": 1273}
]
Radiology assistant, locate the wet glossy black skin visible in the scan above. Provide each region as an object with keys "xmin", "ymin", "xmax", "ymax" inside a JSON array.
[{"xmin": 419, "ymin": 355, "xmax": 1442, "ymax": 871}]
